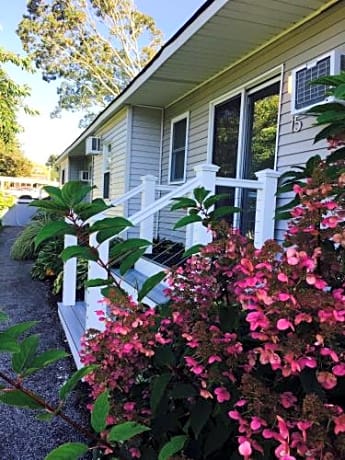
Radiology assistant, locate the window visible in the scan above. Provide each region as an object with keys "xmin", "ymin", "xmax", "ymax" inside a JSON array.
[
  {"xmin": 169, "ymin": 113, "xmax": 189, "ymax": 183},
  {"xmin": 61, "ymin": 169, "xmax": 65, "ymax": 185},
  {"xmin": 212, "ymin": 79, "xmax": 280, "ymax": 234},
  {"xmin": 103, "ymin": 143, "xmax": 111, "ymax": 199}
]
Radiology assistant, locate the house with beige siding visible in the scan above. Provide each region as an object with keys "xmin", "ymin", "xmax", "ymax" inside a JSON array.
[{"xmin": 57, "ymin": 0, "xmax": 345, "ymax": 365}]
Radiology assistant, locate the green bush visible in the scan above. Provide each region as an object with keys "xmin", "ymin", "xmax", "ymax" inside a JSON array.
[
  {"xmin": 10, "ymin": 211, "xmax": 60, "ymax": 261},
  {"xmin": 0, "ymin": 191, "xmax": 15, "ymax": 213},
  {"xmin": 31, "ymin": 239, "xmax": 64, "ymax": 280}
]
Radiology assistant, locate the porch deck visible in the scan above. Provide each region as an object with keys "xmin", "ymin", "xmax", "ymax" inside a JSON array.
[{"xmin": 58, "ymin": 301, "xmax": 86, "ymax": 369}]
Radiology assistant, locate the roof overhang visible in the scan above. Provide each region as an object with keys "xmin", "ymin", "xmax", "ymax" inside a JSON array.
[{"xmin": 59, "ymin": 0, "xmax": 340, "ymax": 162}]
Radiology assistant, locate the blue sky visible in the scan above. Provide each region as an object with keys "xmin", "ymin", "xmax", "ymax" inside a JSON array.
[{"xmin": 1, "ymin": 0, "xmax": 205, "ymax": 164}]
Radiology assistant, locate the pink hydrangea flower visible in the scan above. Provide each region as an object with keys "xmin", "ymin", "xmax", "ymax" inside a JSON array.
[{"xmin": 214, "ymin": 387, "xmax": 231, "ymax": 403}]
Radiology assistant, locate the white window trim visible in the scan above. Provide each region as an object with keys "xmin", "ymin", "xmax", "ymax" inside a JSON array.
[
  {"xmin": 206, "ymin": 65, "xmax": 283, "ymax": 167},
  {"xmin": 168, "ymin": 111, "xmax": 190, "ymax": 185}
]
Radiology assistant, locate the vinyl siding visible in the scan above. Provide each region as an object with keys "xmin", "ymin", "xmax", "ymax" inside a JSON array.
[
  {"xmin": 158, "ymin": 2, "xmax": 345, "ymax": 242},
  {"xmin": 127, "ymin": 106, "xmax": 162, "ymax": 238},
  {"xmin": 92, "ymin": 108, "xmax": 128, "ymax": 217}
]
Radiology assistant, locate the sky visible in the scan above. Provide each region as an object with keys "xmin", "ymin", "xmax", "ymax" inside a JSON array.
[{"xmin": 1, "ymin": 0, "xmax": 205, "ymax": 165}]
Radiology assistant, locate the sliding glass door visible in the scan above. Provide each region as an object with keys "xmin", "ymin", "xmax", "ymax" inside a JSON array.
[{"xmin": 212, "ymin": 79, "xmax": 280, "ymax": 235}]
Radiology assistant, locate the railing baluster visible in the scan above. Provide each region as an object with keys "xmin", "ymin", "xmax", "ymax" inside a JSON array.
[{"xmin": 62, "ymin": 232, "xmax": 77, "ymax": 306}]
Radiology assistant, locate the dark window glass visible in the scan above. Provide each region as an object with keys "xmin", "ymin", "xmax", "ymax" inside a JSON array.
[
  {"xmin": 103, "ymin": 172, "xmax": 110, "ymax": 199},
  {"xmin": 241, "ymin": 81, "xmax": 280, "ymax": 235},
  {"xmin": 170, "ymin": 118, "xmax": 187, "ymax": 182},
  {"xmin": 213, "ymin": 95, "xmax": 241, "ymax": 178},
  {"xmin": 61, "ymin": 169, "xmax": 65, "ymax": 185}
]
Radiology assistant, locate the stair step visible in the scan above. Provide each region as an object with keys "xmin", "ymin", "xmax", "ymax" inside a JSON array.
[
  {"xmin": 58, "ymin": 301, "xmax": 86, "ymax": 369},
  {"xmin": 112, "ymin": 268, "xmax": 169, "ymax": 306}
]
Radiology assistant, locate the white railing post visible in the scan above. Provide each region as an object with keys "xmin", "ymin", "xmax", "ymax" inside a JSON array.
[
  {"xmin": 186, "ymin": 164, "xmax": 219, "ymax": 248},
  {"xmin": 254, "ymin": 169, "xmax": 280, "ymax": 248},
  {"xmin": 85, "ymin": 229, "xmax": 109, "ymax": 331},
  {"xmin": 62, "ymin": 232, "xmax": 77, "ymax": 306},
  {"xmin": 140, "ymin": 175, "xmax": 157, "ymax": 253}
]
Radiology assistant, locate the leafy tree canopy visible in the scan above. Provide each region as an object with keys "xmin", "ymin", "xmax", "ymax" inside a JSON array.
[
  {"xmin": 0, "ymin": 140, "xmax": 33, "ymax": 177},
  {"xmin": 18, "ymin": 0, "xmax": 164, "ymax": 126},
  {"xmin": 0, "ymin": 47, "xmax": 36, "ymax": 146}
]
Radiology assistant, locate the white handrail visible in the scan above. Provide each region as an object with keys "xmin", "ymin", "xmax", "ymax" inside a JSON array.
[
  {"xmin": 216, "ymin": 177, "xmax": 264, "ymax": 190},
  {"xmin": 130, "ymin": 177, "xmax": 199, "ymax": 226},
  {"xmin": 110, "ymin": 183, "xmax": 144, "ymax": 207}
]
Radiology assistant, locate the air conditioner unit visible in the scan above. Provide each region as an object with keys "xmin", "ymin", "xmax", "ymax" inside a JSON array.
[
  {"xmin": 79, "ymin": 170, "xmax": 90, "ymax": 182},
  {"xmin": 291, "ymin": 49, "xmax": 345, "ymax": 114},
  {"xmin": 85, "ymin": 136, "xmax": 102, "ymax": 155}
]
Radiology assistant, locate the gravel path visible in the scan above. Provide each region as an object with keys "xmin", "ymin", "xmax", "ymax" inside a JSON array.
[{"xmin": 0, "ymin": 226, "xmax": 91, "ymax": 460}]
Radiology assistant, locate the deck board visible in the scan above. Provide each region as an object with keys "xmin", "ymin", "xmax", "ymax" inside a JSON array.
[{"xmin": 58, "ymin": 301, "xmax": 86, "ymax": 368}]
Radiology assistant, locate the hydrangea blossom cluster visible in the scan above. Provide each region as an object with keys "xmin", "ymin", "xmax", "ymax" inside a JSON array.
[{"xmin": 81, "ymin": 156, "xmax": 345, "ymax": 459}]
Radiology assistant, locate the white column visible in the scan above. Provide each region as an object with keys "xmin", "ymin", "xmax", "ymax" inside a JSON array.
[
  {"xmin": 186, "ymin": 164, "xmax": 219, "ymax": 248},
  {"xmin": 85, "ymin": 234, "xmax": 109, "ymax": 331},
  {"xmin": 62, "ymin": 233, "xmax": 78, "ymax": 306},
  {"xmin": 140, "ymin": 175, "xmax": 157, "ymax": 254},
  {"xmin": 254, "ymin": 169, "xmax": 280, "ymax": 248}
]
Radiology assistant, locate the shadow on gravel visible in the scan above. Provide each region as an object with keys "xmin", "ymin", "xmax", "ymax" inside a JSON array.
[{"xmin": 0, "ymin": 227, "xmax": 92, "ymax": 460}]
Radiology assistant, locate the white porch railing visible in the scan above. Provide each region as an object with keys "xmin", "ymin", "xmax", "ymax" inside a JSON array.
[{"xmin": 62, "ymin": 164, "xmax": 280, "ymax": 329}]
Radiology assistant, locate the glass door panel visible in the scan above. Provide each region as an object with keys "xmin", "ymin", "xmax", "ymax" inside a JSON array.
[{"xmin": 241, "ymin": 82, "xmax": 280, "ymax": 235}]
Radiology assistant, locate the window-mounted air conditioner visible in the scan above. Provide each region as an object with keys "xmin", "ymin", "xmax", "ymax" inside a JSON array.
[
  {"xmin": 79, "ymin": 170, "xmax": 90, "ymax": 182},
  {"xmin": 85, "ymin": 136, "xmax": 102, "ymax": 155},
  {"xmin": 291, "ymin": 49, "xmax": 345, "ymax": 114}
]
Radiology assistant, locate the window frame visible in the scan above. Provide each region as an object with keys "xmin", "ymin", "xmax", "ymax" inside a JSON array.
[{"xmin": 168, "ymin": 112, "xmax": 190, "ymax": 185}]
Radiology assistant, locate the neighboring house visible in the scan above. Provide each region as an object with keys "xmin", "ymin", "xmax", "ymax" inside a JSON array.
[{"xmin": 56, "ymin": 0, "xmax": 345, "ymax": 366}]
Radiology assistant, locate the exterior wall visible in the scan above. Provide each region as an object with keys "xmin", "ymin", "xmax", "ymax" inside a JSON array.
[
  {"xmin": 92, "ymin": 108, "xmax": 129, "ymax": 217},
  {"xmin": 59, "ymin": 157, "xmax": 69, "ymax": 184},
  {"xmin": 69, "ymin": 157, "xmax": 91, "ymax": 182},
  {"xmin": 158, "ymin": 2, "xmax": 344, "ymax": 242},
  {"xmin": 127, "ymin": 106, "xmax": 162, "ymax": 237}
]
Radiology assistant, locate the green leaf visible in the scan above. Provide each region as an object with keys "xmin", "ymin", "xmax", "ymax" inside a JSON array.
[
  {"xmin": 170, "ymin": 383, "xmax": 197, "ymax": 399},
  {"xmin": 119, "ymin": 247, "xmax": 147, "ymax": 275},
  {"xmin": 0, "ymin": 311, "xmax": 8, "ymax": 322},
  {"xmin": 153, "ymin": 346, "xmax": 176, "ymax": 367},
  {"xmin": 183, "ymin": 244, "xmax": 204, "ymax": 258},
  {"xmin": 275, "ymin": 211, "xmax": 293, "ymax": 221},
  {"xmin": 314, "ymin": 124, "xmax": 344, "ymax": 143},
  {"xmin": 334, "ymin": 83, "xmax": 345, "ymax": 99},
  {"xmin": 203, "ymin": 193, "xmax": 229, "ymax": 209},
  {"xmin": 4, "ymin": 321, "xmax": 38, "ymax": 338},
  {"xmin": 59, "ymin": 365, "xmax": 98, "ymax": 401},
  {"xmin": 190, "ymin": 399, "xmax": 213, "ymax": 438},
  {"xmin": 61, "ymin": 181, "xmax": 93, "ymax": 207},
  {"xmin": 34, "ymin": 221, "xmax": 76, "ymax": 249},
  {"xmin": 61, "ymin": 246, "xmax": 98, "ymax": 263},
  {"xmin": 90, "ymin": 216, "xmax": 133, "ymax": 238},
  {"xmin": 137, "ymin": 271, "xmax": 166, "ymax": 302},
  {"xmin": 173, "ymin": 214, "xmax": 202, "ymax": 230},
  {"xmin": 107, "ymin": 421, "xmax": 150, "ymax": 442},
  {"xmin": 0, "ymin": 333, "xmax": 20, "ymax": 353},
  {"xmin": 109, "ymin": 239, "xmax": 151, "ymax": 259},
  {"xmin": 158, "ymin": 435, "xmax": 187, "ymax": 460},
  {"xmin": 45, "ymin": 442, "xmax": 88, "ymax": 460},
  {"xmin": 0, "ymin": 390, "xmax": 42, "ymax": 409},
  {"xmin": 74, "ymin": 199, "xmax": 110, "ymax": 220},
  {"xmin": 84, "ymin": 278, "xmax": 111, "ymax": 288},
  {"xmin": 30, "ymin": 199, "xmax": 67, "ymax": 213},
  {"xmin": 170, "ymin": 197, "xmax": 197, "ymax": 211},
  {"xmin": 91, "ymin": 390, "xmax": 110, "ymax": 433},
  {"xmin": 24, "ymin": 349, "xmax": 69, "ymax": 376},
  {"xmin": 326, "ymin": 146, "xmax": 345, "ymax": 163},
  {"xmin": 37, "ymin": 412, "xmax": 54, "ymax": 422},
  {"xmin": 193, "ymin": 187, "xmax": 210, "ymax": 203},
  {"xmin": 12, "ymin": 335, "xmax": 40, "ymax": 374},
  {"xmin": 150, "ymin": 373, "xmax": 171, "ymax": 413},
  {"xmin": 211, "ymin": 205, "xmax": 240, "ymax": 219}
]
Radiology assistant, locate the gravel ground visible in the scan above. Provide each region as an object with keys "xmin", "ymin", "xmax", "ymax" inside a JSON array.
[{"xmin": 0, "ymin": 226, "xmax": 92, "ymax": 460}]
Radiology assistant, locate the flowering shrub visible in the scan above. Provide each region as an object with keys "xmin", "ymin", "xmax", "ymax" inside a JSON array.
[{"xmin": 80, "ymin": 140, "xmax": 345, "ymax": 459}]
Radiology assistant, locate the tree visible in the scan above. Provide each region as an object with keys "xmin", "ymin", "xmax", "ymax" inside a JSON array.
[
  {"xmin": 0, "ymin": 140, "xmax": 33, "ymax": 177},
  {"xmin": 45, "ymin": 154, "xmax": 59, "ymax": 180},
  {"xmin": 18, "ymin": 0, "xmax": 163, "ymax": 126},
  {"xmin": 0, "ymin": 47, "xmax": 36, "ymax": 146}
]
